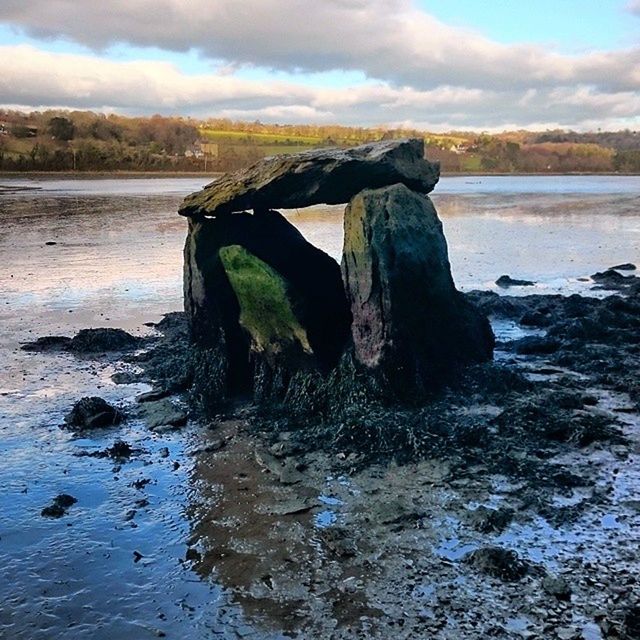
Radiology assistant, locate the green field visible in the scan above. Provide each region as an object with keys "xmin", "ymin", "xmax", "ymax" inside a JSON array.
[{"xmin": 199, "ymin": 128, "xmax": 323, "ymax": 146}]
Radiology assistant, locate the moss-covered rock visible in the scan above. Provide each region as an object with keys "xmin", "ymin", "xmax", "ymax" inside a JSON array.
[
  {"xmin": 219, "ymin": 245, "xmax": 312, "ymax": 362},
  {"xmin": 342, "ymin": 184, "xmax": 494, "ymax": 398}
]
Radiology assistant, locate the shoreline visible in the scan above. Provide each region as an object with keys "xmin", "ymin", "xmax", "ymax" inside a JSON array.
[{"xmin": 1, "ymin": 170, "xmax": 640, "ymax": 179}]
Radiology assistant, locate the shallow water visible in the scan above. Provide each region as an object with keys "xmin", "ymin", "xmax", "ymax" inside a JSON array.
[{"xmin": 1, "ymin": 175, "xmax": 639, "ymax": 639}]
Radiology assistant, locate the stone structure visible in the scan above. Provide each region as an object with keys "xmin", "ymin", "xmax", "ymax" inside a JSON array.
[{"xmin": 180, "ymin": 139, "xmax": 494, "ymax": 407}]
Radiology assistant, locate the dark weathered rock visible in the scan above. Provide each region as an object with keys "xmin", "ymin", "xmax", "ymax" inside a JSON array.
[
  {"xmin": 64, "ymin": 397, "xmax": 123, "ymax": 430},
  {"xmin": 22, "ymin": 329, "xmax": 141, "ymax": 353},
  {"xmin": 342, "ymin": 184, "xmax": 494, "ymax": 394},
  {"xmin": 542, "ymin": 575, "xmax": 572, "ymax": 601},
  {"xmin": 468, "ymin": 506, "xmax": 514, "ymax": 533},
  {"xmin": 465, "ymin": 547, "xmax": 530, "ymax": 581},
  {"xmin": 41, "ymin": 494, "xmax": 77, "ymax": 518},
  {"xmin": 512, "ymin": 336, "xmax": 561, "ymax": 355},
  {"xmin": 496, "ymin": 275, "xmax": 535, "ymax": 288},
  {"xmin": 21, "ymin": 335, "xmax": 72, "ymax": 352},
  {"xmin": 184, "ymin": 209, "xmax": 351, "ymax": 401},
  {"xmin": 140, "ymin": 399, "xmax": 188, "ymax": 430},
  {"xmin": 68, "ymin": 328, "xmax": 142, "ymax": 353},
  {"xmin": 591, "ymin": 268, "xmax": 639, "ymax": 291},
  {"xmin": 610, "ymin": 262, "xmax": 636, "ymax": 271},
  {"xmin": 179, "ymin": 139, "xmax": 439, "ymax": 218}
]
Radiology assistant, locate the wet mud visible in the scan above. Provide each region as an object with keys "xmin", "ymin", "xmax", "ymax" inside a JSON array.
[{"xmin": 2, "ymin": 176, "xmax": 640, "ymax": 639}]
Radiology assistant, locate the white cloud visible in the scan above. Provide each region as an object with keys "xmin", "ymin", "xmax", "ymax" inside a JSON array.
[
  {"xmin": 1, "ymin": 0, "xmax": 639, "ymax": 94},
  {"xmin": 1, "ymin": 45, "xmax": 639, "ymax": 131},
  {"xmin": 627, "ymin": 0, "xmax": 640, "ymax": 15}
]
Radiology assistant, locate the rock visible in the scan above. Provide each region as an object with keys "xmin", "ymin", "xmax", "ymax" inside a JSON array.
[
  {"xmin": 219, "ymin": 245, "xmax": 314, "ymax": 367},
  {"xmin": 64, "ymin": 397, "xmax": 123, "ymax": 430},
  {"xmin": 591, "ymin": 269, "xmax": 639, "ymax": 290},
  {"xmin": 319, "ymin": 526, "xmax": 357, "ymax": 557},
  {"xmin": 184, "ymin": 208, "xmax": 351, "ymax": 403},
  {"xmin": 621, "ymin": 605, "xmax": 640, "ymax": 639},
  {"xmin": 20, "ymin": 335, "xmax": 72, "ymax": 352},
  {"xmin": 556, "ymin": 626, "xmax": 579, "ymax": 640},
  {"xmin": 342, "ymin": 184, "xmax": 494, "ymax": 393},
  {"xmin": 111, "ymin": 371, "xmax": 143, "ymax": 385},
  {"xmin": 542, "ymin": 575, "xmax": 572, "ymax": 601},
  {"xmin": 81, "ymin": 440, "xmax": 134, "ymax": 459},
  {"xmin": 22, "ymin": 329, "xmax": 142, "ymax": 353},
  {"xmin": 520, "ymin": 310, "xmax": 551, "ymax": 327},
  {"xmin": 140, "ymin": 399, "xmax": 188, "ymax": 430},
  {"xmin": 465, "ymin": 547, "xmax": 530, "ymax": 581},
  {"xmin": 496, "ymin": 275, "xmax": 536, "ymax": 288},
  {"xmin": 610, "ymin": 263, "xmax": 636, "ymax": 271},
  {"xmin": 185, "ymin": 548, "xmax": 201, "ymax": 562},
  {"xmin": 512, "ymin": 336, "xmax": 561, "ymax": 355},
  {"xmin": 136, "ymin": 388, "xmax": 170, "ymax": 403},
  {"xmin": 67, "ymin": 328, "xmax": 142, "ymax": 353},
  {"xmin": 468, "ymin": 506, "xmax": 514, "ymax": 533},
  {"xmin": 41, "ymin": 494, "xmax": 77, "ymax": 518},
  {"xmin": 278, "ymin": 458, "xmax": 304, "ymax": 485},
  {"xmin": 179, "ymin": 138, "xmax": 439, "ymax": 218},
  {"xmin": 106, "ymin": 440, "xmax": 133, "ymax": 458},
  {"xmin": 268, "ymin": 497, "xmax": 319, "ymax": 516}
]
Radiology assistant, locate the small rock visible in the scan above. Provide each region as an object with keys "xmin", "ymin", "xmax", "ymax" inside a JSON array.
[
  {"xmin": 268, "ymin": 497, "xmax": 318, "ymax": 516},
  {"xmin": 158, "ymin": 447, "xmax": 170, "ymax": 458},
  {"xmin": 68, "ymin": 328, "xmax": 142, "ymax": 353},
  {"xmin": 41, "ymin": 494, "xmax": 77, "ymax": 518},
  {"xmin": 20, "ymin": 335, "xmax": 72, "ymax": 352},
  {"xmin": 496, "ymin": 275, "xmax": 536, "ymax": 288},
  {"xmin": 513, "ymin": 336, "xmax": 560, "ymax": 355},
  {"xmin": 465, "ymin": 547, "xmax": 530, "ymax": 581},
  {"xmin": 64, "ymin": 397, "xmax": 123, "ymax": 430},
  {"xmin": 136, "ymin": 388, "xmax": 170, "ymax": 403},
  {"xmin": 468, "ymin": 506, "xmax": 514, "ymax": 534},
  {"xmin": 542, "ymin": 575, "xmax": 572, "ymax": 601},
  {"xmin": 319, "ymin": 526, "xmax": 357, "ymax": 557},
  {"xmin": 185, "ymin": 548, "xmax": 201, "ymax": 562},
  {"xmin": 556, "ymin": 626, "xmax": 579, "ymax": 640},
  {"xmin": 609, "ymin": 263, "xmax": 636, "ymax": 271},
  {"xmin": 141, "ymin": 399, "xmax": 188, "ymax": 430},
  {"xmin": 278, "ymin": 458, "xmax": 304, "ymax": 485}
]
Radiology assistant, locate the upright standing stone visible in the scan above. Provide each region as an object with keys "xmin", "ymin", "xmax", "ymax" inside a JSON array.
[{"xmin": 342, "ymin": 184, "xmax": 494, "ymax": 394}]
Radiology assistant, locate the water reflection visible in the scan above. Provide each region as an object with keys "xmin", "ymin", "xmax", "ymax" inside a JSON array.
[{"xmin": 1, "ymin": 176, "xmax": 640, "ymax": 638}]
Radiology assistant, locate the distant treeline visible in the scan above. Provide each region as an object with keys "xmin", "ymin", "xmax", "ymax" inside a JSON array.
[{"xmin": 1, "ymin": 109, "xmax": 639, "ymax": 173}]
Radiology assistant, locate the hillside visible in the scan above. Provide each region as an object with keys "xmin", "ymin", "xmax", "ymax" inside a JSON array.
[{"xmin": 1, "ymin": 110, "xmax": 639, "ymax": 174}]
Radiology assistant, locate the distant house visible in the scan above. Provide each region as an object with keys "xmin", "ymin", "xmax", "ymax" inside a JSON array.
[
  {"xmin": 449, "ymin": 144, "xmax": 470, "ymax": 155},
  {"xmin": 185, "ymin": 141, "xmax": 219, "ymax": 159}
]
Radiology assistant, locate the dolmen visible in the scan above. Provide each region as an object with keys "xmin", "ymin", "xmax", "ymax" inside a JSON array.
[{"xmin": 179, "ymin": 139, "xmax": 494, "ymax": 409}]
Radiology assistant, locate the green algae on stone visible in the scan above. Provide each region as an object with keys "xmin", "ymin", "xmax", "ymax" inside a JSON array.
[{"xmin": 218, "ymin": 245, "xmax": 311, "ymax": 357}]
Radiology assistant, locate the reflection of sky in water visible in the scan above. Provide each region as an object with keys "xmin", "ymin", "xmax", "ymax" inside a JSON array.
[
  {"xmin": 0, "ymin": 178, "xmax": 638, "ymax": 356},
  {"xmin": 0, "ymin": 176, "xmax": 639, "ymax": 638},
  {"xmin": 1, "ymin": 175, "xmax": 639, "ymax": 326}
]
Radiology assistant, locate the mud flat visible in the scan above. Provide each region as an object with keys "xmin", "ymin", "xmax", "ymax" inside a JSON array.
[
  {"xmin": 2, "ymin": 173, "xmax": 640, "ymax": 639},
  {"xmin": 91, "ymin": 279, "xmax": 638, "ymax": 640}
]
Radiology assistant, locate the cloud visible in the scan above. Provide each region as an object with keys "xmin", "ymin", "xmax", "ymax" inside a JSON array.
[
  {"xmin": 1, "ymin": 0, "xmax": 639, "ymax": 94},
  {"xmin": 2, "ymin": 45, "xmax": 639, "ymax": 131},
  {"xmin": 628, "ymin": 0, "xmax": 640, "ymax": 15}
]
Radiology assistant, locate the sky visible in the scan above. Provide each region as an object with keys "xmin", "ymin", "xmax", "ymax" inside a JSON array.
[{"xmin": 1, "ymin": 0, "xmax": 639, "ymax": 131}]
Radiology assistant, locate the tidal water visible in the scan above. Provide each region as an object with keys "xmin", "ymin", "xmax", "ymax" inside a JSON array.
[{"xmin": 0, "ymin": 174, "xmax": 639, "ymax": 639}]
